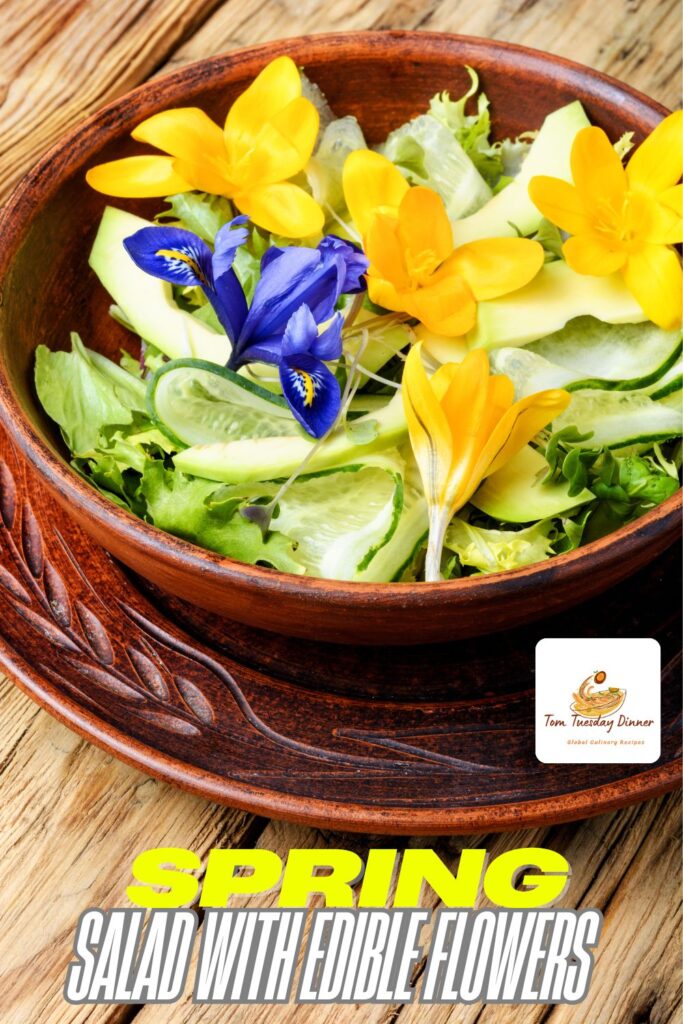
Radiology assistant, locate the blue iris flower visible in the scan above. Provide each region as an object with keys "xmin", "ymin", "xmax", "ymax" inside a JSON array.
[{"xmin": 124, "ymin": 221, "xmax": 368, "ymax": 438}]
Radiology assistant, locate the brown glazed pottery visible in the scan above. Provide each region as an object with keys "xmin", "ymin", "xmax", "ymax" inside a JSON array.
[{"xmin": 0, "ymin": 31, "xmax": 680, "ymax": 645}]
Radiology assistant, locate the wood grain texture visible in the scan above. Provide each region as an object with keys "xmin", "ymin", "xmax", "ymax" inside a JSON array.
[
  {"xmin": 0, "ymin": 0, "xmax": 224, "ymax": 203},
  {"xmin": 122, "ymin": 797, "xmax": 683, "ymax": 1023},
  {"xmin": 0, "ymin": 1, "xmax": 680, "ymax": 1023},
  {"xmin": 166, "ymin": 0, "xmax": 682, "ymax": 109}
]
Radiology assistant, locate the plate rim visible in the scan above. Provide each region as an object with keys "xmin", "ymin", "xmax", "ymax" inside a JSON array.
[{"xmin": 3, "ymin": 633, "xmax": 679, "ymax": 835}]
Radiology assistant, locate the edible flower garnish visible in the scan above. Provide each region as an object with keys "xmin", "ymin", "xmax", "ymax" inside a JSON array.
[
  {"xmin": 528, "ymin": 112, "xmax": 683, "ymax": 330},
  {"xmin": 87, "ymin": 57, "xmax": 324, "ymax": 238},
  {"xmin": 124, "ymin": 224, "xmax": 368, "ymax": 437},
  {"xmin": 342, "ymin": 149, "xmax": 544, "ymax": 335},
  {"xmin": 402, "ymin": 344, "xmax": 570, "ymax": 581}
]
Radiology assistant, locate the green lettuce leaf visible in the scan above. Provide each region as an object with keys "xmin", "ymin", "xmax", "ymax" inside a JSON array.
[
  {"xmin": 381, "ymin": 112, "xmax": 492, "ymax": 219},
  {"xmin": 444, "ymin": 517, "xmax": 555, "ymax": 573},
  {"xmin": 35, "ymin": 334, "xmax": 147, "ymax": 455},
  {"xmin": 139, "ymin": 461, "xmax": 304, "ymax": 573},
  {"xmin": 427, "ymin": 67, "xmax": 533, "ymax": 190},
  {"xmin": 156, "ymin": 192, "xmax": 234, "ymax": 243}
]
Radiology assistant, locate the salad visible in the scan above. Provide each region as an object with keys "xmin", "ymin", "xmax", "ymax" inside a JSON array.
[{"xmin": 35, "ymin": 57, "xmax": 683, "ymax": 582}]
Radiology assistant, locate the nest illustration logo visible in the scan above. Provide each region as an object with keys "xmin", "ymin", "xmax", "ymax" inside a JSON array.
[{"xmin": 535, "ymin": 638, "xmax": 661, "ymax": 764}]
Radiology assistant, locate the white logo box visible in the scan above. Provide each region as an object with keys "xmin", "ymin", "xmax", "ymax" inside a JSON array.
[{"xmin": 535, "ymin": 637, "xmax": 661, "ymax": 765}]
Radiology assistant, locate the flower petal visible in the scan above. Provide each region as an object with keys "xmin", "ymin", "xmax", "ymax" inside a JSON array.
[
  {"xmin": 131, "ymin": 107, "xmax": 232, "ymax": 195},
  {"xmin": 85, "ymin": 155, "xmax": 192, "ymax": 198},
  {"xmin": 213, "ymin": 268, "xmax": 249, "ymax": 351},
  {"xmin": 267, "ymin": 96, "xmax": 319, "ymax": 168},
  {"xmin": 527, "ymin": 176, "xmax": 591, "ymax": 235},
  {"xmin": 342, "ymin": 149, "xmax": 409, "ymax": 237},
  {"xmin": 647, "ymin": 187, "xmax": 683, "ymax": 245},
  {"xmin": 279, "ymin": 352, "xmax": 341, "ymax": 438},
  {"xmin": 132, "ymin": 107, "xmax": 226, "ymax": 160},
  {"xmin": 571, "ymin": 126, "xmax": 627, "ymax": 207},
  {"xmin": 366, "ymin": 275, "xmax": 404, "ymax": 315},
  {"xmin": 311, "ymin": 313, "xmax": 343, "ymax": 361},
  {"xmin": 225, "ymin": 56, "xmax": 302, "ymax": 162},
  {"xmin": 402, "ymin": 343, "xmax": 453, "ymax": 507},
  {"xmin": 397, "ymin": 186, "xmax": 453, "ymax": 271},
  {"xmin": 439, "ymin": 349, "xmax": 492, "ymax": 478},
  {"xmin": 317, "ymin": 235, "xmax": 368, "ymax": 293},
  {"xmin": 240, "ymin": 245, "xmax": 338, "ymax": 352},
  {"xmin": 212, "ymin": 216, "xmax": 250, "ymax": 280},
  {"xmin": 123, "ymin": 226, "xmax": 214, "ymax": 289},
  {"xmin": 281, "ymin": 304, "xmax": 319, "ymax": 357},
  {"xmin": 233, "ymin": 181, "xmax": 323, "ymax": 238},
  {"xmin": 622, "ymin": 245, "xmax": 683, "ymax": 330},
  {"xmin": 409, "ymin": 274, "xmax": 478, "ymax": 336},
  {"xmin": 235, "ymin": 97, "xmax": 320, "ymax": 187},
  {"xmin": 479, "ymin": 389, "xmax": 571, "ymax": 479},
  {"xmin": 365, "ymin": 212, "xmax": 411, "ymax": 290},
  {"xmin": 626, "ymin": 111, "xmax": 683, "ymax": 193},
  {"xmin": 448, "ymin": 238, "xmax": 544, "ymax": 301},
  {"xmin": 562, "ymin": 234, "xmax": 626, "ymax": 275}
]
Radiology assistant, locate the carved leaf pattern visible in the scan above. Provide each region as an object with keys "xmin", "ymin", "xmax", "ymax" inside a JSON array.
[
  {"xmin": 175, "ymin": 675, "xmax": 215, "ymax": 725},
  {"xmin": 0, "ymin": 457, "xmax": 217, "ymax": 742},
  {"xmin": 11, "ymin": 600, "xmax": 81, "ymax": 654},
  {"xmin": 21, "ymin": 504, "xmax": 44, "ymax": 577},
  {"xmin": 127, "ymin": 647, "xmax": 170, "ymax": 701},
  {"xmin": 64, "ymin": 659, "xmax": 147, "ymax": 703},
  {"xmin": 0, "ymin": 459, "xmax": 16, "ymax": 529},
  {"xmin": 75, "ymin": 601, "xmax": 115, "ymax": 665},
  {"xmin": 136, "ymin": 709, "xmax": 201, "ymax": 737},
  {"xmin": 0, "ymin": 563, "xmax": 31, "ymax": 605},
  {"xmin": 43, "ymin": 561, "xmax": 72, "ymax": 628}
]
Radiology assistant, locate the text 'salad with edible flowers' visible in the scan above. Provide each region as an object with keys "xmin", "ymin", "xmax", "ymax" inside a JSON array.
[{"xmin": 36, "ymin": 58, "xmax": 683, "ymax": 583}]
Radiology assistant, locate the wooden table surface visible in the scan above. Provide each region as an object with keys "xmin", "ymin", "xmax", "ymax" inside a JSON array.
[{"xmin": 0, "ymin": 1, "xmax": 681, "ymax": 1021}]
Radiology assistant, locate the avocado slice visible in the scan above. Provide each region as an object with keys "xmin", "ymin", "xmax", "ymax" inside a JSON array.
[
  {"xmin": 452, "ymin": 101, "xmax": 590, "ymax": 245},
  {"xmin": 89, "ymin": 206, "xmax": 230, "ymax": 364},
  {"xmin": 467, "ymin": 262, "xmax": 645, "ymax": 350},
  {"xmin": 173, "ymin": 392, "xmax": 408, "ymax": 484},
  {"xmin": 471, "ymin": 445, "xmax": 593, "ymax": 522}
]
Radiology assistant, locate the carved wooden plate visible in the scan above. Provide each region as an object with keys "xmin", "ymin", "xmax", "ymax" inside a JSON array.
[{"xmin": 1, "ymin": 424, "xmax": 679, "ymax": 833}]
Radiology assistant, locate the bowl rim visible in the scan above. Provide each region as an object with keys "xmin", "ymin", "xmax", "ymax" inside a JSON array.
[{"xmin": 0, "ymin": 29, "xmax": 679, "ymax": 607}]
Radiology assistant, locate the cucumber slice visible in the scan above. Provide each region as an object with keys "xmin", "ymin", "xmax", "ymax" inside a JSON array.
[
  {"xmin": 528, "ymin": 318, "xmax": 682, "ymax": 390},
  {"xmin": 647, "ymin": 361, "xmax": 683, "ymax": 400},
  {"xmin": 148, "ymin": 359, "xmax": 299, "ymax": 447},
  {"xmin": 270, "ymin": 453, "xmax": 405, "ymax": 580},
  {"xmin": 355, "ymin": 458, "xmax": 428, "ymax": 582},
  {"xmin": 490, "ymin": 348, "xmax": 579, "ymax": 396},
  {"xmin": 554, "ymin": 390, "xmax": 683, "ymax": 448},
  {"xmin": 173, "ymin": 391, "xmax": 408, "ymax": 483},
  {"xmin": 657, "ymin": 388, "xmax": 683, "ymax": 410},
  {"xmin": 468, "ymin": 262, "xmax": 645, "ymax": 350},
  {"xmin": 471, "ymin": 445, "xmax": 593, "ymax": 522},
  {"xmin": 491, "ymin": 331, "xmax": 683, "ymax": 403},
  {"xmin": 452, "ymin": 101, "xmax": 590, "ymax": 245},
  {"xmin": 90, "ymin": 207, "xmax": 230, "ymax": 364}
]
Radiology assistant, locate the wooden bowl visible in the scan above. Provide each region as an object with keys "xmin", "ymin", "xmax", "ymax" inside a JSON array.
[{"xmin": 0, "ymin": 31, "xmax": 679, "ymax": 645}]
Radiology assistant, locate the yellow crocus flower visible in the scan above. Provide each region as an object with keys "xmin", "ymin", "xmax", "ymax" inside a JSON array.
[
  {"xmin": 403, "ymin": 344, "xmax": 570, "ymax": 581},
  {"xmin": 529, "ymin": 112, "xmax": 683, "ymax": 330},
  {"xmin": 86, "ymin": 56, "xmax": 324, "ymax": 239},
  {"xmin": 342, "ymin": 150, "xmax": 544, "ymax": 335}
]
